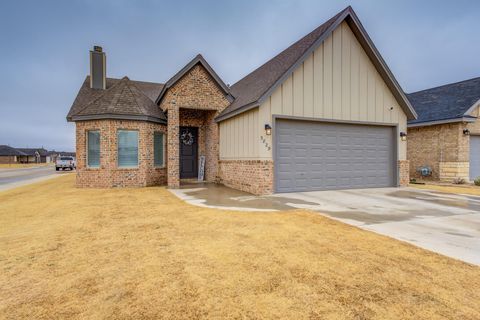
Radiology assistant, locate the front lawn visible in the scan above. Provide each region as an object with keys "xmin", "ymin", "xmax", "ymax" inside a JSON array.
[{"xmin": 1, "ymin": 175, "xmax": 479, "ymax": 319}]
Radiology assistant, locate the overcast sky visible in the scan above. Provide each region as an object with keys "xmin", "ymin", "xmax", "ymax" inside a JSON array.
[{"xmin": 1, "ymin": 0, "xmax": 479, "ymax": 151}]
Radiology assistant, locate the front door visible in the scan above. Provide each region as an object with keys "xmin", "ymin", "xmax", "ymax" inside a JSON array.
[{"xmin": 180, "ymin": 126, "xmax": 198, "ymax": 179}]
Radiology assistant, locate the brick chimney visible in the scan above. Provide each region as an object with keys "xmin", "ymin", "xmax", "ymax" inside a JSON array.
[{"xmin": 90, "ymin": 46, "xmax": 106, "ymax": 89}]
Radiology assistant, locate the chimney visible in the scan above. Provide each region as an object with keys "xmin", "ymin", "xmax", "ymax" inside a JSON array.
[{"xmin": 90, "ymin": 46, "xmax": 106, "ymax": 89}]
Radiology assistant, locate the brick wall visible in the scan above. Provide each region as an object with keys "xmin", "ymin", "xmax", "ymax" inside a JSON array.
[
  {"xmin": 408, "ymin": 123, "xmax": 470, "ymax": 181},
  {"xmin": 398, "ymin": 160, "xmax": 409, "ymax": 186},
  {"xmin": 159, "ymin": 64, "xmax": 230, "ymax": 188},
  {"xmin": 218, "ymin": 160, "xmax": 274, "ymax": 195},
  {"xmin": 75, "ymin": 119, "xmax": 167, "ymax": 188},
  {"xmin": 0, "ymin": 156, "xmax": 17, "ymax": 164}
]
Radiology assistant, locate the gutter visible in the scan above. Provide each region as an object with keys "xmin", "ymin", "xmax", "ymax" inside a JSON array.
[{"xmin": 407, "ymin": 117, "xmax": 476, "ymax": 128}]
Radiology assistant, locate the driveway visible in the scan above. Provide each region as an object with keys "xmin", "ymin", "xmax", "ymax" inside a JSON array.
[
  {"xmin": 0, "ymin": 165, "xmax": 68, "ymax": 191},
  {"xmin": 172, "ymin": 184, "xmax": 480, "ymax": 265}
]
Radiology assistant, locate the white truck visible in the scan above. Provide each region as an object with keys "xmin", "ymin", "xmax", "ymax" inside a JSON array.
[{"xmin": 56, "ymin": 156, "xmax": 76, "ymax": 171}]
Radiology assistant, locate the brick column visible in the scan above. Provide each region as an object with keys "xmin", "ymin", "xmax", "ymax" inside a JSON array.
[
  {"xmin": 398, "ymin": 160, "xmax": 409, "ymax": 186},
  {"xmin": 205, "ymin": 111, "xmax": 219, "ymax": 182},
  {"xmin": 167, "ymin": 106, "xmax": 180, "ymax": 188}
]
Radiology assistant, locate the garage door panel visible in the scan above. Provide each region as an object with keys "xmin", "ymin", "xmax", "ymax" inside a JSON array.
[{"xmin": 275, "ymin": 119, "xmax": 395, "ymax": 192}]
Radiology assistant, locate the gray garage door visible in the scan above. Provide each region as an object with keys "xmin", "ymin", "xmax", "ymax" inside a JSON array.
[
  {"xmin": 470, "ymin": 136, "xmax": 480, "ymax": 180},
  {"xmin": 275, "ymin": 119, "xmax": 396, "ymax": 193}
]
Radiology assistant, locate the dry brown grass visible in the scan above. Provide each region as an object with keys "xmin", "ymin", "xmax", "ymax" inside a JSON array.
[
  {"xmin": 1, "ymin": 175, "xmax": 479, "ymax": 319},
  {"xmin": 0, "ymin": 163, "xmax": 51, "ymax": 169},
  {"xmin": 411, "ymin": 183, "xmax": 480, "ymax": 196}
]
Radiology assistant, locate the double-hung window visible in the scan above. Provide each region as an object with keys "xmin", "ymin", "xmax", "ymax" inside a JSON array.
[
  {"xmin": 154, "ymin": 132, "xmax": 165, "ymax": 167},
  {"xmin": 87, "ymin": 130, "xmax": 100, "ymax": 168},
  {"xmin": 118, "ymin": 130, "xmax": 139, "ymax": 167}
]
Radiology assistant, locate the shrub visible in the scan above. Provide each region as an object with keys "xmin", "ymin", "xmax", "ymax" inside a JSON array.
[
  {"xmin": 474, "ymin": 177, "xmax": 480, "ymax": 186},
  {"xmin": 452, "ymin": 177, "xmax": 466, "ymax": 185}
]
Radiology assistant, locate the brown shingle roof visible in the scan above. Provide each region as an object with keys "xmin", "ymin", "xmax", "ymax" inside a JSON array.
[
  {"xmin": 67, "ymin": 76, "xmax": 166, "ymax": 123},
  {"xmin": 216, "ymin": 6, "xmax": 417, "ymax": 121},
  {"xmin": 216, "ymin": 8, "xmax": 347, "ymax": 120}
]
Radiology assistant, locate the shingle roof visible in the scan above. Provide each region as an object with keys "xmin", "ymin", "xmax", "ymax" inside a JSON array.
[
  {"xmin": 16, "ymin": 148, "xmax": 48, "ymax": 156},
  {"xmin": 216, "ymin": 6, "xmax": 417, "ymax": 122},
  {"xmin": 407, "ymin": 77, "xmax": 480, "ymax": 125},
  {"xmin": 0, "ymin": 145, "xmax": 26, "ymax": 156},
  {"xmin": 67, "ymin": 76, "xmax": 166, "ymax": 123}
]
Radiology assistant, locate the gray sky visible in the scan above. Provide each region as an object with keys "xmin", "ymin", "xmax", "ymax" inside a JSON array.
[{"xmin": 1, "ymin": 0, "xmax": 479, "ymax": 151}]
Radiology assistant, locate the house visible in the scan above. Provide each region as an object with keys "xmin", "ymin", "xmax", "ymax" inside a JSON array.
[
  {"xmin": 0, "ymin": 145, "xmax": 25, "ymax": 164},
  {"xmin": 16, "ymin": 148, "xmax": 48, "ymax": 163},
  {"xmin": 407, "ymin": 77, "xmax": 480, "ymax": 182},
  {"xmin": 47, "ymin": 151, "xmax": 76, "ymax": 163},
  {"xmin": 66, "ymin": 6, "xmax": 416, "ymax": 194}
]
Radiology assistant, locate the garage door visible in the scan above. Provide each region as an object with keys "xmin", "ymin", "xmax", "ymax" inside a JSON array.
[
  {"xmin": 470, "ymin": 136, "xmax": 480, "ymax": 180},
  {"xmin": 275, "ymin": 119, "xmax": 396, "ymax": 193}
]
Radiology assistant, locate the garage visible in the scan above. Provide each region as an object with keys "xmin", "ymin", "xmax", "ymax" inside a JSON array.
[
  {"xmin": 275, "ymin": 119, "xmax": 396, "ymax": 193},
  {"xmin": 470, "ymin": 136, "xmax": 480, "ymax": 181}
]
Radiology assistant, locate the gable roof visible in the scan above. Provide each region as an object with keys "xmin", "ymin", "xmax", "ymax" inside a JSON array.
[
  {"xmin": 216, "ymin": 6, "xmax": 417, "ymax": 122},
  {"xmin": 407, "ymin": 77, "xmax": 480, "ymax": 127},
  {"xmin": 155, "ymin": 54, "xmax": 233, "ymax": 105},
  {"xmin": 0, "ymin": 145, "xmax": 26, "ymax": 156},
  {"xmin": 67, "ymin": 76, "xmax": 166, "ymax": 123}
]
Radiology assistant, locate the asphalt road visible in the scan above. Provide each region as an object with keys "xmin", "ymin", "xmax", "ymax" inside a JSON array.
[{"xmin": 0, "ymin": 165, "xmax": 71, "ymax": 190}]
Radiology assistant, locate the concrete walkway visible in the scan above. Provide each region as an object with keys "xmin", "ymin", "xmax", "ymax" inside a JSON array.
[{"xmin": 171, "ymin": 184, "xmax": 480, "ymax": 265}]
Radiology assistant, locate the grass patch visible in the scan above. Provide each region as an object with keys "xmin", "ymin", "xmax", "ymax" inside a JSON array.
[
  {"xmin": 0, "ymin": 163, "xmax": 51, "ymax": 169},
  {"xmin": 410, "ymin": 183, "xmax": 480, "ymax": 196},
  {"xmin": 1, "ymin": 175, "xmax": 479, "ymax": 319}
]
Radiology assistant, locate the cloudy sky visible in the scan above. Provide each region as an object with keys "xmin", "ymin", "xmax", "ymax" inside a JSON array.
[{"xmin": 1, "ymin": 0, "xmax": 479, "ymax": 151}]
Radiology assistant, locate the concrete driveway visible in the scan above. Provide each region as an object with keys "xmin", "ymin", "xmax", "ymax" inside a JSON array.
[{"xmin": 172, "ymin": 184, "xmax": 480, "ymax": 265}]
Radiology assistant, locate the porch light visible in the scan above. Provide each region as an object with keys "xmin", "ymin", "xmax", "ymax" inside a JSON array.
[
  {"xmin": 400, "ymin": 132, "xmax": 407, "ymax": 141},
  {"xmin": 265, "ymin": 124, "xmax": 272, "ymax": 136},
  {"xmin": 463, "ymin": 128, "xmax": 470, "ymax": 136}
]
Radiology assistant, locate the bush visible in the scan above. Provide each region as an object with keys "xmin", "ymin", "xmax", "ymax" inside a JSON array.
[
  {"xmin": 452, "ymin": 177, "xmax": 466, "ymax": 185},
  {"xmin": 474, "ymin": 177, "xmax": 480, "ymax": 186}
]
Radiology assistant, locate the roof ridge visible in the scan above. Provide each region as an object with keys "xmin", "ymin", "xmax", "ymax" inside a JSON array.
[
  {"xmin": 231, "ymin": 7, "xmax": 349, "ymax": 90},
  {"xmin": 408, "ymin": 76, "xmax": 480, "ymax": 95},
  {"xmin": 125, "ymin": 79, "xmax": 153, "ymax": 115},
  {"xmin": 74, "ymin": 77, "xmax": 127, "ymax": 115}
]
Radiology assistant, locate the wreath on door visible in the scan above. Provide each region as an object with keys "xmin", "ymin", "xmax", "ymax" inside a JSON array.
[{"xmin": 181, "ymin": 130, "xmax": 194, "ymax": 145}]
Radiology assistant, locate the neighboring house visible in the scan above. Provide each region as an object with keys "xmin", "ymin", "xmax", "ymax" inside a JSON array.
[
  {"xmin": 67, "ymin": 6, "xmax": 416, "ymax": 194},
  {"xmin": 0, "ymin": 145, "xmax": 26, "ymax": 164},
  {"xmin": 16, "ymin": 148, "xmax": 48, "ymax": 163},
  {"xmin": 408, "ymin": 77, "xmax": 480, "ymax": 182}
]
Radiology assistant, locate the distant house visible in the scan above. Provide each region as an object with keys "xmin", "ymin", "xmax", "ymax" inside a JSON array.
[
  {"xmin": 47, "ymin": 151, "xmax": 76, "ymax": 163},
  {"xmin": 0, "ymin": 145, "xmax": 26, "ymax": 164},
  {"xmin": 16, "ymin": 148, "xmax": 48, "ymax": 163},
  {"xmin": 408, "ymin": 77, "xmax": 480, "ymax": 182}
]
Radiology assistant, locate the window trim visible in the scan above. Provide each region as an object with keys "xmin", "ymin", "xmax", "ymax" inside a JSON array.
[
  {"xmin": 86, "ymin": 130, "xmax": 100, "ymax": 169},
  {"xmin": 154, "ymin": 131, "xmax": 166, "ymax": 168},
  {"xmin": 117, "ymin": 129, "xmax": 139, "ymax": 169}
]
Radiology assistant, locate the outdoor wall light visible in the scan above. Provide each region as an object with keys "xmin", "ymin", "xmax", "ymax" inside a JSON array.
[
  {"xmin": 400, "ymin": 132, "xmax": 407, "ymax": 141},
  {"xmin": 463, "ymin": 128, "xmax": 470, "ymax": 136},
  {"xmin": 265, "ymin": 124, "xmax": 272, "ymax": 136}
]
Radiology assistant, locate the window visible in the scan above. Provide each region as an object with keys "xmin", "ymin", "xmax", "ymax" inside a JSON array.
[
  {"xmin": 87, "ymin": 130, "xmax": 100, "ymax": 167},
  {"xmin": 117, "ymin": 130, "xmax": 138, "ymax": 167},
  {"xmin": 154, "ymin": 132, "xmax": 164, "ymax": 167}
]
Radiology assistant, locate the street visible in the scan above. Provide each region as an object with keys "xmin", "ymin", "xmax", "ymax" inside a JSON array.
[{"xmin": 0, "ymin": 165, "xmax": 70, "ymax": 191}]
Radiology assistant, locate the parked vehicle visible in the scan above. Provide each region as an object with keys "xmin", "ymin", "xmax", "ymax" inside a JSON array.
[{"xmin": 56, "ymin": 156, "xmax": 76, "ymax": 171}]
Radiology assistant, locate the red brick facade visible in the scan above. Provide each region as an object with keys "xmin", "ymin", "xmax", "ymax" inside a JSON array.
[
  {"xmin": 218, "ymin": 160, "xmax": 274, "ymax": 195},
  {"xmin": 75, "ymin": 120, "xmax": 167, "ymax": 187},
  {"xmin": 159, "ymin": 64, "xmax": 230, "ymax": 188}
]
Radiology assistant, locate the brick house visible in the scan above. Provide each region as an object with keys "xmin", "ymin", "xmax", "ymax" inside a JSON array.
[
  {"xmin": 407, "ymin": 77, "xmax": 480, "ymax": 182},
  {"xmin": 67, "ymin": 6, "xmax": 417, "ymax": 194}
]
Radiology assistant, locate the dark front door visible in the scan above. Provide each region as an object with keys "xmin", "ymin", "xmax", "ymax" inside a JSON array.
[{"xmin": 180, "ymin": 126, "xmax": 198, "ymax": 179}]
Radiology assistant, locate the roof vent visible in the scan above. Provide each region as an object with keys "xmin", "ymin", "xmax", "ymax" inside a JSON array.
[{"xmin": 90, "ymin": 45, "xmax": 106, "ymax": 89}]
